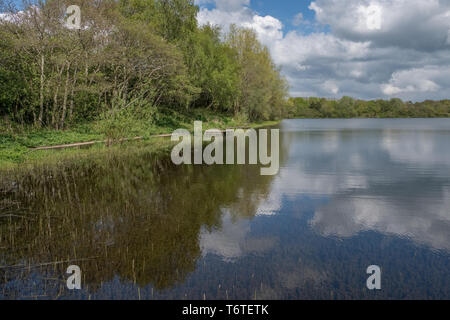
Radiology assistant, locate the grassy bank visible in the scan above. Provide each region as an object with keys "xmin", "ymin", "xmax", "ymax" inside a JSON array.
[{"xmin": 0, "ymin": 108, "xmax": 279, "ymax": 170}]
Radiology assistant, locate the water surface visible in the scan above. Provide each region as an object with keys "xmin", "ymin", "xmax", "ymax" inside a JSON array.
[{"xmin": 1, "ymin": 119, "xmax": 450, "ymax": 299}]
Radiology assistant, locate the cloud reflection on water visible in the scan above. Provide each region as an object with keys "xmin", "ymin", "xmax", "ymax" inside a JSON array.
[{"xmin": 201, "ymin": 119, "xmax": 450, "ymax": 260}]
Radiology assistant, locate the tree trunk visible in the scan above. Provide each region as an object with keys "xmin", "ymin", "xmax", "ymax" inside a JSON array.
[
  {"xmin": 69, "ymin": 66, "xmax": 78, "ymax": 123},
  {"xmin": 59, "ymin": 62, "xmax": 71, "ymax": 130},
  {"xmin": 52, "ymin": 64, "xmax": 65, "ymax": 129},
  {"xmin": 38, "ymin": 54, "xmax": 45, "ymax": 127},
  {"xmin": 52, "ymin": 88, "xmax": 59, "ymax": 130}
]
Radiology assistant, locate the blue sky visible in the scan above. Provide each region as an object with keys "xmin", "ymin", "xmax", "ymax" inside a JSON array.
[
  {"xmin": 197, "ymin": 0, "xmax": 322, "ymax": 34},
  {"xmin": 251, "ymin": 0, "xmax": 317, "ymax": 31},
  {"xmin": 11, "ymin": 0, "xmax": 22, "ymax": 8}
]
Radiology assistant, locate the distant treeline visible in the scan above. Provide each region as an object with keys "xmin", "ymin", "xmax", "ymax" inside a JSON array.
[
  {"xmin": 287, "ymin": 97, "xmax": 450, "ymax": 118},
  {"xmin": 0, "ymin": 0, "xmax": 288, "ymax": 130}
]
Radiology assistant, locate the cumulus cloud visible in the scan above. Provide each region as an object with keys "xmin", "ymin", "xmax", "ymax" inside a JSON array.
[
  {"xmin": 310, "ymin": 0, "xmax": 450, "ymax": 51},
  {"xmin": 241, "ymin": 15, "xmax": 283, "ymax": 45},
  {"xmin": 197, "ymin": 0, "xmax": 450, "ymax": 100},
  {"xmin": 380, "ymin": 66, "xmax": 450, "ymax": 100},
  {"xmin": 197, "ymin": 1, "xmax": 282, "ymax": 47}
]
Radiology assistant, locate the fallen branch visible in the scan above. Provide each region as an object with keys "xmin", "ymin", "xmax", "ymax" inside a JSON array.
[
  {"xmin": 30, "ymin": 127, "xmax": 254, "ymax": 151},
  {"xmin": 32, "ymin": 136, "xmax": 151, "ymax": 151},
  {"xmin": 33, "ymin": 140, "xmax": 102, "ymax": 150}
]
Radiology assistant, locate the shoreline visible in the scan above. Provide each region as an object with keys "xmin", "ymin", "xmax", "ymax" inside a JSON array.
[
  {"xmin": 5, "ymin": 116, "xmax": 447, "ymax": 171},
  {"xmin": 0, "ymin": 120, "xmax": 280, "ymax": 171}
]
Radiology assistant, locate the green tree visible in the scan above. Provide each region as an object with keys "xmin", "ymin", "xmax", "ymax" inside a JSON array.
[{"xmin": 227, "ymin": 25, "xmax": 288, "ymax": 121}]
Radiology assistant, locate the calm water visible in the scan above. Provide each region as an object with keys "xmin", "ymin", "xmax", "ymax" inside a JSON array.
[{"xmin": 1, "ymin": 119, "xmax": 450, "ymax": 300}]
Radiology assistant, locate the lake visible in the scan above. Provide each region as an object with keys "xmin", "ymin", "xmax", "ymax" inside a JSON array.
[{"xmin": 1, "ymin": 118, "xmax": 450, "ymax": 300}]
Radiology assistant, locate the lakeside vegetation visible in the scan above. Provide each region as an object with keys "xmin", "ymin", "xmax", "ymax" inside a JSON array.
[
  {"xmin": 0, "ymin": 0, "xmax": 287, "ymax": 167},
  {"xmin": 0, "ymin": 0, "xmax": 288, "ymax": 127},
  {"xmin": 0, "ymin": 107, "xmax": 278, "ymax": 168},
  {"xmin": 1, "ymin": 1, "xmax": 449, "ymax": 169}
]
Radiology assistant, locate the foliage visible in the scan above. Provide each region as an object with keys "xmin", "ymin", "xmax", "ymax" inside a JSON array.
[
  {"xmin": 288, "ymin": 97, "xmax": 450, "ymax": 119},
  {"xmin": 0, "ymin": 0, "xmax": 288, "ymax": 135},
  {"xmin": 226, "ymin": 25, "xmax": 288, "ymax": 121},
  {"xmin": 0, "ymin": 107, "xmax": 278, "ymax": 167}
]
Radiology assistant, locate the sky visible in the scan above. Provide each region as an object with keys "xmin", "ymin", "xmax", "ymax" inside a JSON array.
[{"xmin": 195, "ymin": 0, "xmax": 450, "ymax": 101}]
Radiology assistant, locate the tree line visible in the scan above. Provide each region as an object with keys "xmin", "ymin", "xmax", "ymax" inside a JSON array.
[
  {"xmin": 1, "ymin": 0, "xmax": 448, "ymax": 133},
  {"xmin": 287, "ymin": 97, "xmax": 450, "ymax": 119},
  {"xmin": 0, "ymin": 0, "xmax": 288, "ymax": 130}
]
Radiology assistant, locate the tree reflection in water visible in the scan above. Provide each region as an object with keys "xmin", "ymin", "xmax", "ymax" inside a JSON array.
[{"xmin": 0, "ymin": 142, "xmax": 279, "ymax": 299}]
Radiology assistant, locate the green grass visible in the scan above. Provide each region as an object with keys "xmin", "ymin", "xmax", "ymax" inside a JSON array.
[{"xmin": 0, "ymin": 108, "xmax": 280, "ymax": 169}]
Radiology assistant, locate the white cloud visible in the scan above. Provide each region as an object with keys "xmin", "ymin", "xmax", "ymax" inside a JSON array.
[
  {"xmin": 241, "ymin": 15, "xmax": 283, "ymax": 45},
  {"xmin": 310, "ymin": 0, "xmax": 450, "ymax": 51},
  {"xmin": 272, "ymin": 32, "xmax": 370, "ymax": 66},
  {"xmin": 323, "ymin": 80, "xmax": 339, "ymax": 95},
  {"xmin": 197, "ymin": 0, "xmax": 450, "ymax": 100},
  {"xmin": 381, "ymin": 66, "xmax": 450, "ymax": 99},
  {"xmin": 197, "ymin": 2, "xmax": 282, "ymax": 48},
  {"xmin": 357, "ymin": 3, "xmax": 382, "ymax": 31},
  {"xmin": 292, "ymin": 13, "xmax": 303, "ymax": 26}
]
